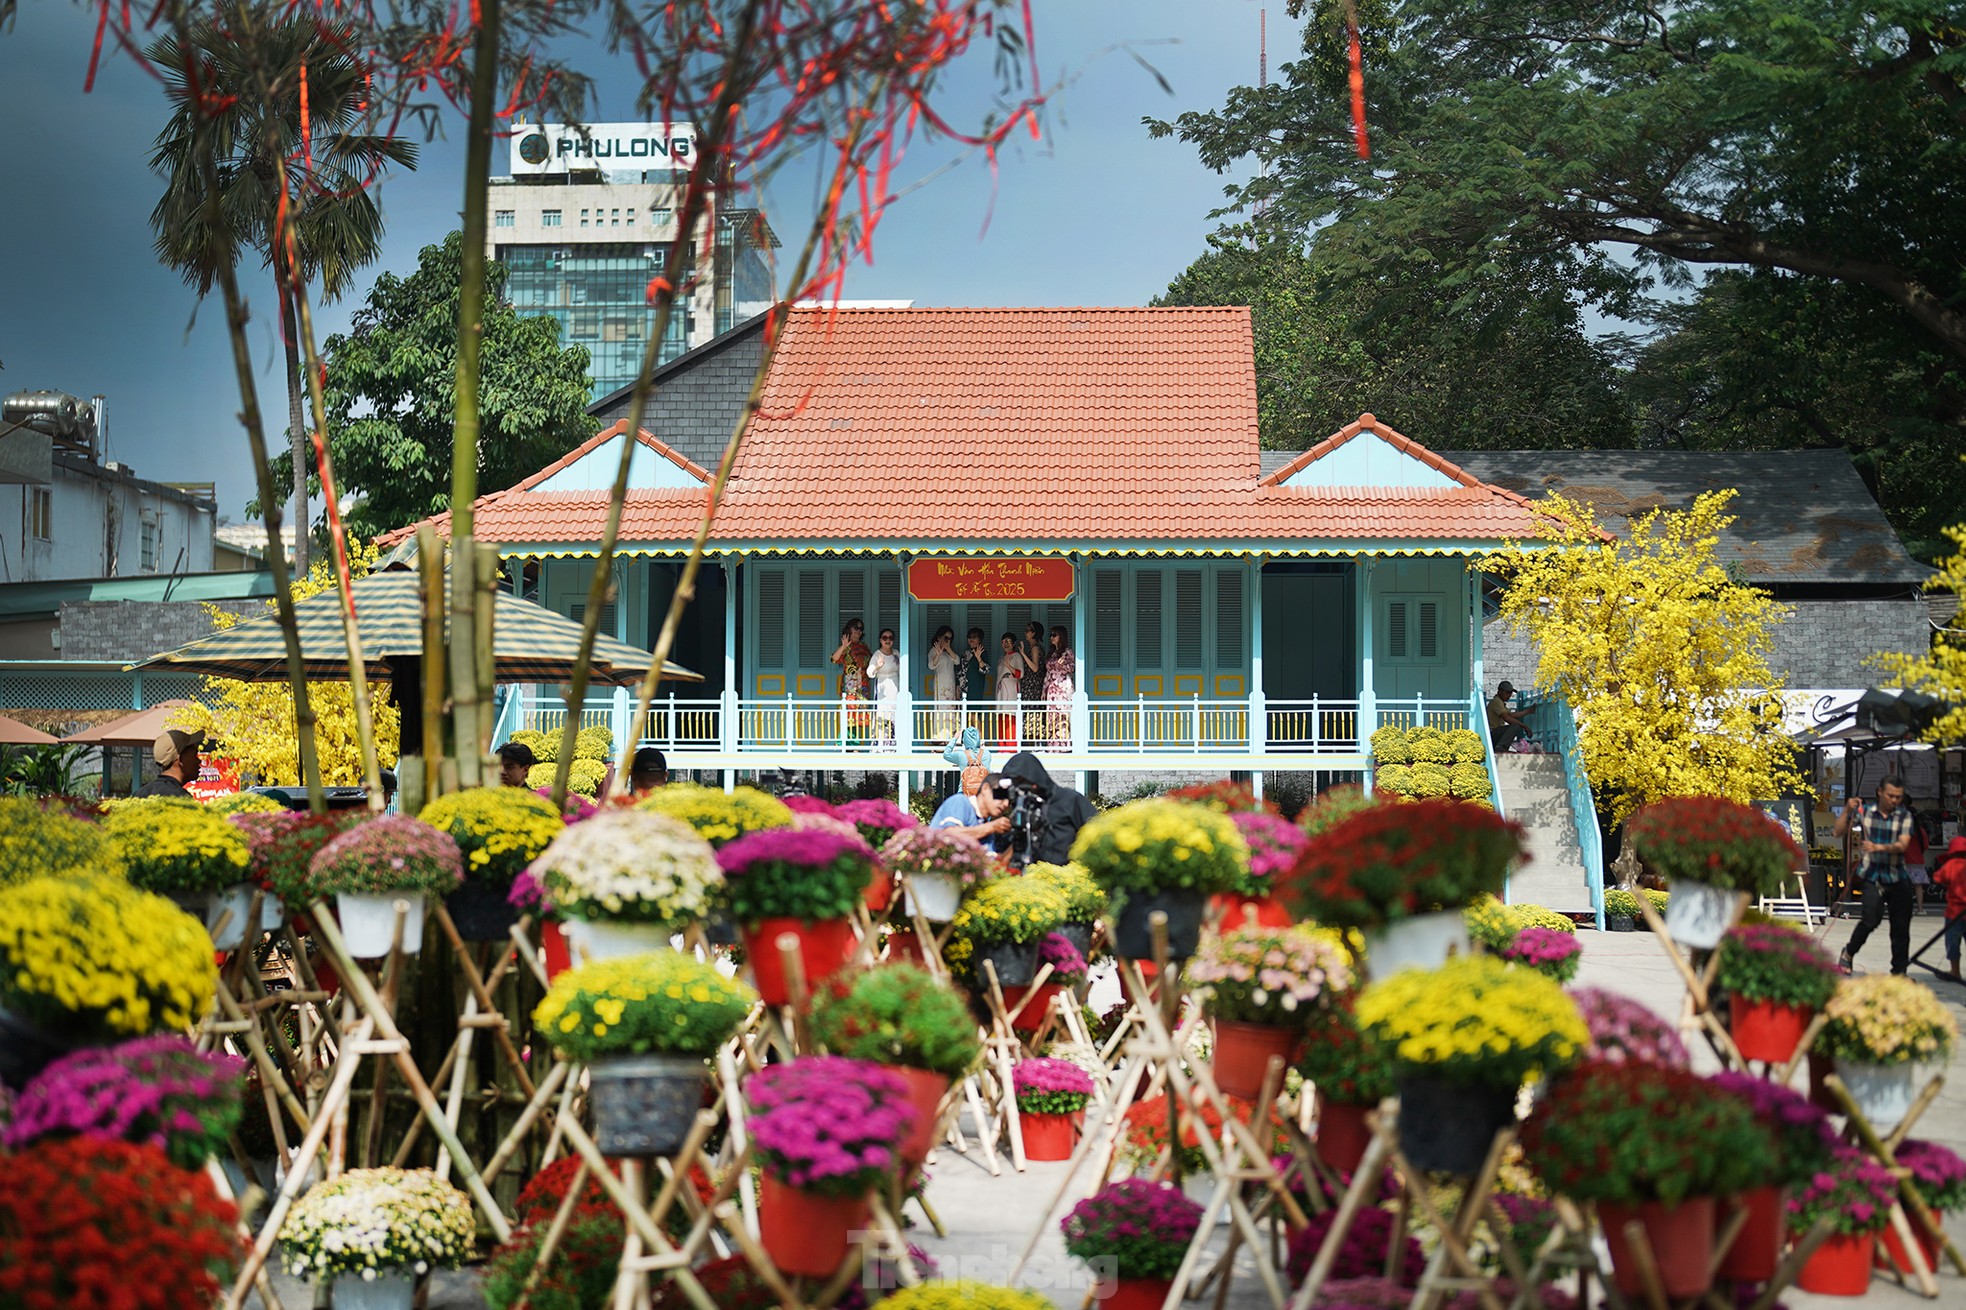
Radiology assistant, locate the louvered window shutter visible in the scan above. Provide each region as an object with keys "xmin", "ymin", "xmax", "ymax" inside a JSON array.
[
  {"xmin": 1386, "ymin": 598, "xmax": 1409, "ymax": 660},
  {"xmin": 567, "ymin": 601, "xmax": 618, "ymax": 638},
  {"xmin": 1175, "ymin": 570, "xmax": 1203, "ymax": 668},
  {"xmin": 757, "ymin": 569, "xmax": 786, "ymax": 668},
  {"xmin": 1135, "ymin": 570, "xmax": 1163, "ymax": 669},
  {"xmin": 1094, "ymin": 570, "xmax": 1123, "ymax": 667},
  {"xmin": 1005, "ymin": 603, "xmax": 1033, "ymax": 639},
  {"xmin": 877, "ymin": 569, "xmax": 900, "ymax": 638},
  {"xmin": 1418, "ymin": 598, "xmax": 1440, "ymax": 661},
  {"xmin": 1045, "ymin": 602, "xmax": 1073, "ymax": 638},
  {"xmin": 797, "ymin": 571, "xmax": 826, "ymax": 665},
  {"xmin": 838, "ymin": 570, "xmax": 865, "ymax": 629},
  {"xmin": 1215, "ymin": 567, "xmax": 1244, "ymax": 668},
  {"xmin": 926, "ymin": 604, "xmax": 953, "ymax": 645}
]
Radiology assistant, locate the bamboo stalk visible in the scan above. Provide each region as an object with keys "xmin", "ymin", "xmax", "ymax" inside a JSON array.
[
  {"xmin": 418, "ymin": 524, "xmax": 447, "ymax": 800},
  {"xmin": 170, "ymin": 2, "xmax": 323, "ymax": 811},
  {"xmin": 611, "ymin": 81, "xmax": 891, "ymax": 802},
  {"xmin": 476, "ymin": 543, "xmax": 499, "ymax": 759},
  {"xmin": 551, "ymin": 0, "xmax": 769, "ymax": 803}
]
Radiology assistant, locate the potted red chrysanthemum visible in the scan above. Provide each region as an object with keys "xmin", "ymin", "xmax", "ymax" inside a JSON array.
[
  {"xmin": 1624, "ymin": 796, "xmax": 1800, "ymax": 948},
  {"xmin": 1715, "ymin": 922, "xmax": 1841, "ymax": 1063},
  {"xmin": 1060, "ymin": 1179, "xmax": 1204, "ymax": 1310}
]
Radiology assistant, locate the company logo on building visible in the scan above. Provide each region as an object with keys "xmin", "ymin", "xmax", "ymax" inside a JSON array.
[{"xmin": 509, "ymin": 122, "xmax": 698, "ymax": 176}]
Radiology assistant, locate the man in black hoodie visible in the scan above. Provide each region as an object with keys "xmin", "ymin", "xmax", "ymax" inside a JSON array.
[{"xmin": 996, "ymin": 750, "xmax": 1095, "ymax": 867}]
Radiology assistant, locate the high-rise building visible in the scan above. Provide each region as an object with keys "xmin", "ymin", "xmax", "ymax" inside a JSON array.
[{"xmin": 487, "ymin": 121, "xmax": 775, "ymax": 400}]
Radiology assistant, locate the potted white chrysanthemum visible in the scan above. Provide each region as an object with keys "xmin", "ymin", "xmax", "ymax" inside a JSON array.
[
  {"xmin": 279, "ymin": 1167, "xmax": 474, "ymax": 1310},
  {"xmin": 529, "ymin": 809, "xmax": 724, "ymax": 961}
]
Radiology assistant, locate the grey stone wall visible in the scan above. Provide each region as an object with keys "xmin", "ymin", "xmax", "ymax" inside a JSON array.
[
  {"xmin": 1479, "ymin": 597, "xmax": 1930, "ymax": 696},
  {"xmin": 59, "ymin": 599, "xmax": 266, "ymax": 662}
]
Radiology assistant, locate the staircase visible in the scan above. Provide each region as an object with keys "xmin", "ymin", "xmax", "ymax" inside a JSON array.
[{"xmin": 1495, "ymin": 753, "xmax": 1595, "ymax": 913}]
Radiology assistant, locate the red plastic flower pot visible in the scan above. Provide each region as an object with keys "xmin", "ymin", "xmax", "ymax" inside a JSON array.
[
  {"xmin": 1211, "ymin": 1019, "xmax": 1300, "ymax": 1101},
  {"xmin": 1098, "ymin": 1277, "xmax": 1174, "ymax": 1310},
  {"xmin": 1213, "ymin": 894, "xmax": 1293, "ymax": 931},
  {"xmin": 540, "ymin": 919, "xmax": 572, "ymax": 981},
  {"xmin": 1798, "ymin": 1231, "xmax": 1874, "ymax": 1296},
  {"xmin": 1879, "ymin": 1224, "xmax": 1942, "ymax": 1278},
  {"xmin": 1021, "ymin": 1109, "xmax": 1080, "ymax": 1161},
  {"xmin": 1730, "ymin": 998, "xmax": 1812, "ymax": 1064},
  {"xmin": 1715, "ymin": 1185, "xmax": 1785, "ymax": 1283},
  {"xmin": 1600, "ymin": 1197, "xmax": 1716, "ymax": 1300},
  {"xmin": 863, "ymin": 866, "xmax": 895, "ymax": 914},
  {"xmin": 1003, "ymin": 982, "xmax": 1064, "ymax": 1033},
  {"xmin": 1314, "ymin": 1098, "xmax": 1374, "ymax": 1177},
  {"xmin": 757, "ymin": 1174, "xmax": 871, "ymax": 1279},
  {"xmin": 893, "ymin": 1066, "xmax": 950, "ymax": 1169},
  {"xmin": 742, "ymin": 917, "xmax": 859, "ymax": 1007}
]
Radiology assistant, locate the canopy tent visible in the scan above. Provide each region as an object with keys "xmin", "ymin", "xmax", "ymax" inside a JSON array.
[
  {"xmin": 127, "ymin": 571, "xmax": 699, "ymax": 687},
  {"xmin": 61, "ymin": 700, "xmax": 193, "ymax": 747},
  {"xmin": 0, "ymin": 712, "xmax": 60, "ymax": 745}
]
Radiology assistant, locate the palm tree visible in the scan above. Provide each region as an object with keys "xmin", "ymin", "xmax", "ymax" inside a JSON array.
[{"xmin": 147, "ymin": 5, "xmax": 417, "ymax": 572}]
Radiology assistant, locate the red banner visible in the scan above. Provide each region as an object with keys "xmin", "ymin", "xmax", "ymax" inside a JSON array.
[
  {"xmin": 907, "ymin": 557, "xmax": 1075, "ymax": 602},
  {"xmin": 186, "ymin": 756, "xmax": 241, "ymax": 802}
]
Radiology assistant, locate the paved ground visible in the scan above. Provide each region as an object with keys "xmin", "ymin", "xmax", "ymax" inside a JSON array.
[{"xmin": 261, "ymin": 916, "xmax": 1966, "ymax": 1308}]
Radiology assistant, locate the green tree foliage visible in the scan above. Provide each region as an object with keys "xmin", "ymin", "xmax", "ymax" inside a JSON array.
[
  {"xmin": 1154, "ymin": 230, "xmax": 1633, "ymax": 450},
  {"xmin": 269, "ymin": 232, "xmax": 599, "ymax": 540},
  {"xmin": 1151, "ymin": 1, "xmax": 1965, "ymax": 540},
  {"xmin": 148, "ymin": 5, "xmax": 417, "ymax": 572}
]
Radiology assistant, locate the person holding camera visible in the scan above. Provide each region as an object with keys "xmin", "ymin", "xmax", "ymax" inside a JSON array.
[{"xmin": 996, "ymin": 750, "xmax": 1094, "ymax": 867}]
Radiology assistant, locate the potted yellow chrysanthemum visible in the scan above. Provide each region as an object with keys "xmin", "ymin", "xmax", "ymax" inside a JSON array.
[{"xmin": 1070, "ymin": 799, "xmax": 1247, "ymax": 961}]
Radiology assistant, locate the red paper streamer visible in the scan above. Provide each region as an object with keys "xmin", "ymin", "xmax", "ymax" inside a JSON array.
[{"xmin": 1347, "ymin": 22, "xmax": 1369, "ymax": 159}]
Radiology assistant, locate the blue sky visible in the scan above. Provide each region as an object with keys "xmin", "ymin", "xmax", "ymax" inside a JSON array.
[{"xmin": 0, "ymin": 1, "xmax": 1295, "ymax": 523}]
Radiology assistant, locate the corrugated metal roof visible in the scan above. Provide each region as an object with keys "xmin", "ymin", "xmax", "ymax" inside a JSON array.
[{"xmin": 1441, "ymin": 449, "xmax": 1931, "ymax": 585}]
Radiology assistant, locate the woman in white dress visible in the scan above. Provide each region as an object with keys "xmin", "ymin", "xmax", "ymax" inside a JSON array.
[
  {"xmin": 867, "ymin": 627, "xmax": 901, "ymax": 746},
  {"xmin": 927, "ymin": 625, "xmax": 958, "ymax": 738},
  {"xmin": 994, "ymin": 631, "xmax": 1026, "ymax": 748}
]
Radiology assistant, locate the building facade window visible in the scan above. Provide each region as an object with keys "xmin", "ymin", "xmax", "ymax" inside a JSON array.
[
  {"xmin": 27, "ymin": 486, "xmax": 52, "ymax": 541},
  {"xmin": 651, "ymin": 208, "xmax": 672, "ymax": 225},
  {"xmin": 500, "ymin": 243, "xmax": 692, "ymax": 399},
  {"xmin": 541, "ymin": 210, "xmax": 562, "ymax": 227},
  {"xmin": 580, "ymin": 209, "xmax": 590, "ymax": 227},
  {"xmin": 494, "ymin": 209, "xmax": 515, "ymax": 227},
  {"xmin": 625, "ymin": 208, "xmax": 636, "ymax": 225},
  {"xmin": 139, "ymin": 520, "xmax": 158, "ymax": 571},
  {"xmin": 611, "ymin": 208, "xmax": 621, "ymax": 226}
]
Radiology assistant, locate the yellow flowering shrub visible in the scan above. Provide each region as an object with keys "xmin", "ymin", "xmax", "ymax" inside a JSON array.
[
  {"xmin": 880, "ymin": 1285, "xmax": 1055, "ymax": 1310},
  {"xmin": 636, "ymin": 783, "xmax": 792, "ymax": 847},
  {"xmin": 418, "ymin": 787, "xmax": 564, "ymax": 884},
  {"xmin": 205, "ymin": 791, "xmax": 288, "ymax": 816},
  {"xmin": 102, "ymin": 799, "xmax": 250, "ymax": 895},
  {"xmin": 0, "ymin": 798, "xmax": 120, "ymax": 889},
  {"xmin": 533, "ymin": 951, "xmax": 756, "ymax": 1061},
  {"xmin": 0, "ymin": 875, "xmax": 217, "ymax": 1037},
  {"xmin": 1027, "ymin": 861, "xmax": 1106, "ymax": 925},
  {"xmin": 1069, "ymin": 799, "xmax": 1248, "ymax": 896},
  {"xmin": 1466, "ymin": 896, "xmax": 1579, "ymax": 952},
  {"xmin": 508, "ymin": 728, "xmax": 556, "ymax": 764},
  {"xmin": 527, "ymin": 759, "xmax": 607, "ymax": 798},
  {"xmin": 1357, "ymin": 955, "xmax": 1588, "ymax": 1090},
  {"xmin": 1816, "ymin": 975, "xmax": 1957, "ymax": 1066},
  {"xmin": 948, "ymin": 875, "xmax": 1070, "ymax": 950},
  {"xmin": 574, "ymin": 725, "xmax": 613, "ymax": 761}
]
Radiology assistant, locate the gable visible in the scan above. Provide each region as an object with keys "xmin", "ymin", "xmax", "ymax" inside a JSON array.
[
  {"xmin": 531, "ymin": 431, "xmax": 705, "ymax": 492},
  {"xmin": 1271, "ymin": 420, "xmax": 1463, "ymax": 490}
]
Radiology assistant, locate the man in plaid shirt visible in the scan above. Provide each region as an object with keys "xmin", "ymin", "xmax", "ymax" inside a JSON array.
[{"xmin": 1835, "ymin": 776, "xmax": 1916, "ymax": 974}]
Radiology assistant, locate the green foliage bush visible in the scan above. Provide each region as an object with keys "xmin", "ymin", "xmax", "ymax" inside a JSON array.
[{"xmin": 809, "ymin": 964, "xmax": 981, "ymax": 1077}]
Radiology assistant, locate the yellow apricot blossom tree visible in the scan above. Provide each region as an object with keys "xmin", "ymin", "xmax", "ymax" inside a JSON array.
[
  {"xmin": 1482, "ymin": 490, "xmax": 1805, "ymax": 826},
  {"xmin": 1873, "ymin": 525, "xmax": 1966, "ymax": 742},
  {"xmin": 171, "ymin": 542, "xmax": 399, "ymax": 785}
]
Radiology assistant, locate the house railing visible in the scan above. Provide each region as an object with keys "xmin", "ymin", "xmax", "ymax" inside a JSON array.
[
  {"xmin": 1522, "ymin": 693, "xmax": 1607, "ymax": 929},
  {"xmin": 506, "ymin": 691, "xmax": 1475, "ymax": 758}
]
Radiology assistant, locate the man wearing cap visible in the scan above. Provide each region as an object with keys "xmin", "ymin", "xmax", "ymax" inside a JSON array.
[
  {"xmin": 629, "ymin": 747, "xmax": 668, "ymax": 799},
  {"xmin": 930, "ymin": 770, "xmax": 1010, "ymax": 853},
  {"xmin": 1486, "ymin": 681, "xmax": 1530, "ymax": 752},
  {"xmin": 138, "ymin": 728, "xmax": 205, "ymax": 798}
]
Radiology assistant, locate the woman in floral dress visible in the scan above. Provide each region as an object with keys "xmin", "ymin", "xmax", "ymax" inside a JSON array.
[
  {"xmin": 1044, "ymin": 625, "xmax": 1076, "ymax": 746},
  {"xmin": 1019, "ymin": 620, "xmax": 1047, "ymax": 741},
  {"xmin": 831, "ymin": 618, "xmax": 872, "ymax": 744}
]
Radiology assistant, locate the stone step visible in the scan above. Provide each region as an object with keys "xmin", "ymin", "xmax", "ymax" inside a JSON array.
[{"xmin": 1493, "ymin": 752, "xmax": 1593, "ymax": 913}]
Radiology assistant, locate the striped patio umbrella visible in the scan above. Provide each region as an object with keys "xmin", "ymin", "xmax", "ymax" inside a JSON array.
[{"xmin": 128, "ymin": 571, "xmax": 698, "ymax": 686}]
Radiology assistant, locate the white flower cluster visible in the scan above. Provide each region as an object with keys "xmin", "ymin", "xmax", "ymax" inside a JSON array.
[
  {"xmin": 279, "ymin": 1167, "xmax": 475, "ymax": 1280},
  {"xmin": 533, "ymin": 810, "xmax": 723, "ymax": 930}
]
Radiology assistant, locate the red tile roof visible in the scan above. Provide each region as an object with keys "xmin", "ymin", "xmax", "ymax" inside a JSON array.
[{"xmin": 387, "ymin": 307, "xmax": 1546, "ymax": 552}]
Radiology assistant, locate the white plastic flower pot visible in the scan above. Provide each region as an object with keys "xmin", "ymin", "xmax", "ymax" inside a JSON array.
[
  {"xmin": 1364, "ymin": 909, "xmax": 1470, "ymax": 976},
  {"xmin": 1835, "ymin": 1059, "xmax": 1924, "ymax": 1132},
  {"xmin": 562, "ymin": 918, "xmax": 676, "ymax": 964},
  {"xmin": 207, "ymin": 883, "xmax": 258, "ymax": 951},
  {"xmin": 335, "ymin": 891, "xmax": 427, "ymax": 957},
  {"xmin": 1663, "ymin": 879, "xmax": 1734, "ymax": 949},
  {"xmin": 331, "ymin": 1269, "xmax": 415, "ymax": 1310},
  {"xmin": 258, "ymin": 892, "xmax": 287, "ymax": 932},
  {"xmin": 904, "ymin": 873, "xmax": 964, "ymax": 922}
]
